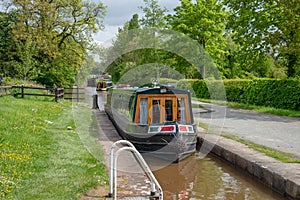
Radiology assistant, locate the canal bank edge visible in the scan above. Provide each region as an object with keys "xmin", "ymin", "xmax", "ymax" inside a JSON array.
[{"xmin": 197, "ymin": 132, "xmax": 300, "ymax": 200}]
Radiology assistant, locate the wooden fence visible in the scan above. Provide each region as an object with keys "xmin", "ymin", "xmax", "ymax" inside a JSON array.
[
  {"xmin": 63, "ymin": 87, "xmax": 85, "ymax": 102},
  {"xmin": 0, "ymin": 86, "xmax": 12, "ymax": 97},
  {"xmin": 0, "ymin": 85, "xmax": 85, "ymax": 102}
]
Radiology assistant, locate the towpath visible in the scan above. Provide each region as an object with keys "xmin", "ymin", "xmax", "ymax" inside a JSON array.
[{"xmin": 193, "ymin": 101, "xmax": 300, "ymax": 158}]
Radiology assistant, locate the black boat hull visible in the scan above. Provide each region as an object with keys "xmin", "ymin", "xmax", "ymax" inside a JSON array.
[{"xmin": 105, "ymin": 105, "xmax": 197, "ymax": 162}]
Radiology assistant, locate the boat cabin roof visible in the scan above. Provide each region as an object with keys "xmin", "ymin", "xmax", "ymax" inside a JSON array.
[{"xmin": 114, "ymin": 85, "xmax": 190, "ymax": 95}]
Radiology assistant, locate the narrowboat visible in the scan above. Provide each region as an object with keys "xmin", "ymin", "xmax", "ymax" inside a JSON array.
[
  {"xmin": 96, "ymin": 78, "xmax": 113, "ymax": 91},
  {"xmin": 104, "ymin": 84, "xmax": 198, "ymax": 162}
]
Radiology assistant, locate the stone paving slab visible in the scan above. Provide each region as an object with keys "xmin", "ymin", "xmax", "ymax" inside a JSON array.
[{"xmin": 197, "ymin": 133, "xmax": 300, "ymax": 199}]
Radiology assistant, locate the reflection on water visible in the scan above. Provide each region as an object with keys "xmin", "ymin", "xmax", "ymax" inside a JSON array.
[
  {"xmin": 150, "ymin": 154, "xmax": 282, "ymax": 200},
  {"xmin": 97, "ymin": 91, "xmax": 107, "ymax": 111}
]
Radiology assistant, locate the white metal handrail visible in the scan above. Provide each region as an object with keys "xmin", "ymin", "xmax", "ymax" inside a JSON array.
[
  {"xmin": 109, "ymin": 140, "xmax": 163, "ymax": 200},
  {"xmin": 109, "ymin": 140, "xmax": 136, "ymax": 196}
]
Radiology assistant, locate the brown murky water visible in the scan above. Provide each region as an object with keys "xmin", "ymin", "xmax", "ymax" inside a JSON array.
[{"xmin": 148, "ymin": 154, "xmax": 282, "ymax": 200}]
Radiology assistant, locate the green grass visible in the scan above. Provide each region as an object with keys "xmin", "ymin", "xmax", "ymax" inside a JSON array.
[
  {"xmin": 225, "ymin": 102, "xmax": 300, "ymax": 118},
  {"xmin": 0, "ymin": 96, "xmax": 108, "ymax": 199},
  {"xmin": 222, "ymin": 134, "xmax": 300, "ymax": 163},
  {"xmin": 198, "ymin": 122, "xmax": 210, "ymax": 130}
]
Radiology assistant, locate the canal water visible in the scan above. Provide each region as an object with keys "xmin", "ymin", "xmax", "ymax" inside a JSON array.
[
  {"xmin": 147, "ymin": 154, "xmax": 282, "ymax": 200},
  {"xmin": 83, "ymin": 88, "xmax": 283, "ymax": 200}
]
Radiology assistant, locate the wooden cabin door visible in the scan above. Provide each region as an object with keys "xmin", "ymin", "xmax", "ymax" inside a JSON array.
[
  {"xmin": 148, "ymin": 97, "xmax": 179, "ymax": 124},
  {"xmin": 135, "ymin": 95, "xmax": 190, "ymax": 124}
]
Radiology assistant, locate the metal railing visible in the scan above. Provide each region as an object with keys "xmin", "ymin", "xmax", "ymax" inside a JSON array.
[{"xmin": 109, "ymin": 140, "xmax": 163, "ymax": 200}]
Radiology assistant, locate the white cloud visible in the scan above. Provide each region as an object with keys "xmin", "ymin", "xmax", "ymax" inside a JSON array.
[
  {"xmin": 101, "ymin": 0, "xmax": 142, "ymax": 26},
  {"xmin": 93, "ymin": 25, "xmax": 118, "ymax": 42}
]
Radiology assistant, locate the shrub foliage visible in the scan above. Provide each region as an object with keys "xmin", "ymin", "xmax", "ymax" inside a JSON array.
[{"xmin": 179, "ymin": 79, "xmax": 300, "ymax": 111}]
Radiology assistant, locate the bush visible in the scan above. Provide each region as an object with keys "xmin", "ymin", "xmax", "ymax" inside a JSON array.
[
  {"xmin": 178, "ymin": 78, "xmax": 300, "ymax": 111},
  {"xmin": 159, "ymin": 78, "xmax": 178, "ymax": 84},
  {"xmin": 1, "ymin": 77, "xmax": 43, "ymax": 87},
  {"xmin": 178, "ymin": 79, "xmax": 226, "ymax": 100},
  {"xmin": 177, "ymin": 79, "xmax": 198, "ymax": 97},
  {"xmin": 239, "ymin": 79, "xmax": 300, "ymax": 110}
]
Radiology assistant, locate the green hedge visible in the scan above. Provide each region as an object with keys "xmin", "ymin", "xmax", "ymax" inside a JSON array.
[
  {"xmin": 178, "ymin": 79, "xmax": 300, "ymax": 111},
  {"xmin": 234, "ymin": 79, "xmax": 300, "ymax": 111}
]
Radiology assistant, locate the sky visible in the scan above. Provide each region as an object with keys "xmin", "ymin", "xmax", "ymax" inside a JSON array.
[{"xmin": 93, "ymin": 0, "xmax": 181, "ymax": 43}]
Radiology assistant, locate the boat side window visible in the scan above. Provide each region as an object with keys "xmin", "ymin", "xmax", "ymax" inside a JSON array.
[
  {"xmin": 177, "ymin": 98, "xmax": 186, "ymax": 124},
  {"xmin": 165, "ymin": 100, "xmax": 173, "ymax": 121},
  {"xmin": 112, "ymin": 91, "xmax": 134, "ymax": 121},
  {"xmin": 152, "ymin": 100, "xmax": 161, "ymax": 124},
  {"xmin": 139, "ymin": 98, "xmax": 148, "ymax": 124}
]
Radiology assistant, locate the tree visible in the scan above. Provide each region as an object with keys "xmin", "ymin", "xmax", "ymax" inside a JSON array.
[
  {"xmin": 106, "ymin": 0, "xmax": 207, "ymax": 83},
  {"xmin": 106, "ymin": 0, "xmax": 169, "ymax": 83},
  {"xmin": 166, "ymin": 0, "xmax": 227, "ymax": 76},
  {"xmin": 225, "ymin": 0, "xmax": 300, "ymax": 77},
  {"xmin": 0, "ymin": 11, "xmax": 18, "ymax": 77},
  {"xmin": 139, "ymin": 0, "xmax": 168, "ymax": 28},
  {"xmin": 2, "ymin": 0, "xmax": 106, "ymax": 86},
  {"xmin": 128, "ymin": 14, "xmax": 140, "ymax": 30},
  {"xmin": 13, "ymin": 36, "xmax": 38, "ymax": 80}
]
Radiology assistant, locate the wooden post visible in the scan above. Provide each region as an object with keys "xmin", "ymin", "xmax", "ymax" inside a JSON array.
[
  {"xmin": 76, "ymin": 86, "xmax": 79, "ymax": 102},
  {"xmin": 54, "ymin": 87, "xmax": 58, "ymax": 102},
  {"xmin": 21, "ymin": 85, "xmax": 24, "ymax": 98},
  {"xmin": 62, "ymin": 88, "xmax": 64, "ymax": 99},
  {"xmin": 92, "ymin": 94, "xmax": 99, "ymax": 109}
]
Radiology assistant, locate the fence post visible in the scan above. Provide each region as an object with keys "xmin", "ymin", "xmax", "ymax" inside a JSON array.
[
  {"xmin": 54, "ymin": 87, "xmax": 58, "ymax": 102},
  {"xmin": 76, "ymin": 86, "xmax": 79, "ymax": 102},
  {"xmin": 21, "ymin": 85, "xmax": 24, "ymax": 98}
]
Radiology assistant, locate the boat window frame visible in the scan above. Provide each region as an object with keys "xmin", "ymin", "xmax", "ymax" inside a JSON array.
[
  {"xmin": 111, "ymin": 89, "xmax": 136, "ymax": 121},
  {"xmin": 139, "ymin": 98, "xmax": 148, "ymax": 124},
  {"xmin": 134, "ymin": 94, "xmax": 191, "ymax": 124}
]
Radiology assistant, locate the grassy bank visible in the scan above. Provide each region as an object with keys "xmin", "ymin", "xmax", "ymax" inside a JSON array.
[{"xmin": 0, "ymin": 96, "xmax": 108, "ymax": 199}]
